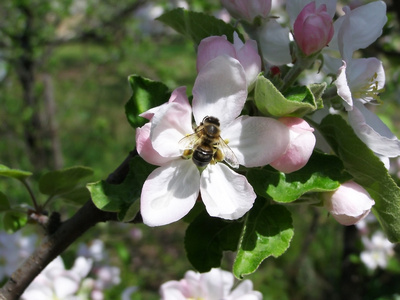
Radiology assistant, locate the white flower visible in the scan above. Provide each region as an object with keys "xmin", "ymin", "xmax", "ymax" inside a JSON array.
[
  {"xmin": 360, "ymin": 231, "xmax": 395, "ymax": 270},
  {"xmin": 160, "ymin": 268, "xmax": 263, "ymax": 300},
  {"xmin": 21, "ymin": 256, "xmax": 93, "ymax": 300},
  {"xmin": 137, "ymin": 55, "xmax": 290, "ymax": 226}
]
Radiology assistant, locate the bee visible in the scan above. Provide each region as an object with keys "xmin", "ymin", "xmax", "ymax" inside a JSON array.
[{"xmin": 179, "ymin": 116, "xmax": 239, "ymax": 169}]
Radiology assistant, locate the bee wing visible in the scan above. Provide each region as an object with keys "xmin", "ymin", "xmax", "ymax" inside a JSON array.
[
  {"xmin": 178, "ymin": 133, "xmax": 200, "ymax": 150},
  {"xmin": 218, "ymin": 137, "xmax": 239, "ymax": 169}
]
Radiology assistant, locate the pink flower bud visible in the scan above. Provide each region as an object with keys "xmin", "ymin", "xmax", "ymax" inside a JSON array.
[
  {"xmin": 323, "ymin": 181, "xmax": 375, "ymax": 226},
  {"xmin": 293, "ymin": 1, "xmax": 334, "ymax": 56},
  {"xmin": 270, "ymin": 117, "xmax": 315, "ymax": 173},
  {"xmin": 221, "ymin": 0, "xmax": 272, "ymax": 23}
]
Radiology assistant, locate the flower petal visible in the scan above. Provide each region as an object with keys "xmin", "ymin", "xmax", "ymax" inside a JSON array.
[
  {"xmin": 141, "ymin": 160, "xmax": 200, "ymax": 226},
  {"xmin": 348, "ymin": 102, "xmax": 400, "ymax": 157},
  {"xmin": 200, "ymin": 164, "xmax": 255, "ymax": 220},
  {"xmin": 192, "ymin": 55, "xmax": 247, "ymax": 128},
  {"xmin": 338, "ymin": 2, "xmax": 387, "ymax": 61},
  {"xmin": 222, "ymin": 116, "xmax": 290, "ymax": 167},
  {"xmin": 136, "ymin": 123, "xmax": 174, "ymax": 166},
  {"xmin": 335, "ymin": 60, "xmax": 353, "ymax": 110},
  {"xmin": 258, "ymin": 19, "xmax": 292, "ymax": 66},
  {"xmin": 151, "ymin": 96, "xmax": 193, "ymax": 158}
]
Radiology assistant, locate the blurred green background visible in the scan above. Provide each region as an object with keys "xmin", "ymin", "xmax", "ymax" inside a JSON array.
[{"xmin": 1, "ymin": 0, "xmax": 400, "ymax": 299}]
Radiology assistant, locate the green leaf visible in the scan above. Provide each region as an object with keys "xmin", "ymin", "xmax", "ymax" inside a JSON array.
[
  {"xmin": 0, "ymin": 191, "xmax": 11, "ymax": 211},
  {"xmin": 254, "ymin": 76, "xmax": 319, "ymax": 117},
  {"xmin": 3, "ymin": 211, "xmax": 28, "ymax": 233},
  {"xmin": 0, "ymin": 164, "xmax": 32, "ymax": 181},
  {"xmin": 157, "ymin": 8, "xmax": 243, "ymax": 45},
  {"xmin": 308, "ymin": 83, "xmax": 327, "ymax": 109},
  {"xmin": 125, "ymin": 75, "xmax": 171, "ymax": 129},
  {"xmin": 185, "ymin": 211, "xmax": 244, "ymax": 272},
  {"xmin": 317, "ymin": 114, "xmax": 400, "ymax": 242},
  {"xmin": 59, "ymin": 187, "xmax": 91, "ymax": 206},
  {"xmin": 233, "ymin": 201, "xmax": 294, "ymax": 278},
  {"xmin": 87, "ymin": 156, "xmax": 156, "ymax": 221},
  {"xmin": 39, "ymin": 166, "xmax": 94, "ymax": 196},
  {"xmin": 247, "ymin": 152, "xmax": 352, "ymax": 202}
]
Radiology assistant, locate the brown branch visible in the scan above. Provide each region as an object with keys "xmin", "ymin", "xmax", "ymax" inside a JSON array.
[{"xmin": 0, "ymin": 149, "xmax": 138, "ymax": 300}]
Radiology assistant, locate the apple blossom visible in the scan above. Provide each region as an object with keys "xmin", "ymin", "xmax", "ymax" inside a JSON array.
[
  {"xmin": 270, "ymin": 117, "xmax": 316, "ymax": 173},
  {"xmin": 322, "ymin": 181, "xmax": 375, "ymax": 226},
  {"xmin": 293, "ymin": 1, "xmax": 334, "ymax": 56},
  {"xmin": 360, "ymin": 231, "xmax": 395, "ymax": 270},
  {"xmin": 21, "ymin": 256, "xmax": 93, "ymax": 300},
  {"xmin": 160, "ymin": 268, "xmax": 262, "ymax": 299},
  {"xmin": 197, "ymin": 33, "xmax": 261, "ymax": 88},
  {"xmin": 220, "ymin": 0, "xmax": 272, "ymax": 23},
  {"xmin": 137, "ymin": 55, "xmax": 290, "ymax": 226}
]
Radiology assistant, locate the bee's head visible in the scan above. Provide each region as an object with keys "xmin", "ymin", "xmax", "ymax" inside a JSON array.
[{"xmin": 202, "ymin": 116, "xmax": 220, "ymax": 126}]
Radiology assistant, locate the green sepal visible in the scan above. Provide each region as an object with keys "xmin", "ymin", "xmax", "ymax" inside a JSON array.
[
  {"xmin": 39, "ymin": 166, "xmax": 94, "ymax": 196},
  {"xmin": 3, "ymin": 210, "xmax": 28, "ymax": 233},
  {"xmin": 156, "ymin": 8, "xmax": 244, "ymax": 46},
  {"xmin": 125, "ymin": 75, "xmax": 171, "ymax": 129},
  {"xmin": 254, "ymin": 76, "xmax": 320, "ymax": 117},
  {"xmin": 233, "ymin": 201, "xmax": 294, "ymax": 278},
  {"xmin": 0, "ymin": 164, "xmax": 32, "ymax": 181},
  {"xmin": 317, "ymin": 114, "xmax": 400, "ymax": 243},
  {"xmin": 0, "ymin": 191, "xmax": 11, "ymax": 211},
  {"xmin": 247, "ymin": 152, "xmax": 352, "ymax": 203},
  {"xmin": 185, "ymin": 210, "xmax": 244, "ymax": 272},
  {"xmin": 87, "ymin": 156, "xmax": 156, "ymax": 222}
]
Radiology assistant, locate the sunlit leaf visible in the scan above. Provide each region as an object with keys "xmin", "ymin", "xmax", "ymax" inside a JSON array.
[
  {"xmin": 254, "ymin": 76, "xmax": 319, "ymax": 117},
  {"xmin": 233, "ymin": 201, "xmax": 294, "ymax": 278},
  {"xmin": 39, "ymin": 166, "xmax": 94, "ymax": 196},
  {"xmin": 125, "ymin": 75, "xmax": 171, "ymax": 129},
  {"xmin": 185, "ymin": 211, "xmax": 244, "ymax": 272},
  {"xmin": 317, "ymin": 114, "xmax": 400, "ymax": 243},
  {"xmin": 0, "ymin": 164, "xmax": 32, "ymax": 181},
  {"xmin": 87, "ymin": 156, "xmax": 156, "ymax": 221},
  {"xmin": 247, "ymin": 152, "xmax": 352, "ymax": 202}
]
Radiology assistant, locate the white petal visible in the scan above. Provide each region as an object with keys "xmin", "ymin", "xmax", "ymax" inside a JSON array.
[
  {"xmin": 141, "ymin": 160, "xmax": 200, "ymax": 226},
  {"xmin": 258, "ymin": 19, "xmax": 292, "ymax": 66},
  {"xmin": 159, "ymin": 281, "xmax": 187, "ymax": 300},
  {"xmin": 192, "ymin": 55, "xmax": 247, "ymax": 128},
  {"xmin": 70, "ymin": 257, "xmax": 93, "ymax": 279},
  {"xmin": 201, "ymin": 268, "xmax": 233, "ymax": 299},
  {"xmin": 222, "ymin": 116, "xmax": 290, "ymax": 167},
  {"xmin": 151, "ymin": 100, "xmax": 193, "ymax": 158},
  {"xmin": 54, "ymin": 275, "xmax": 80, "ymax": 298},
  {"xmin": 334, "ymin": 60, "xmax": 353, "ymax": 110},
  {"xmin": 338, "ymin": 2, "xmax": 387, "ymax": 61},
  {"xmin": 200, "ymin": 164, "xmax": 255, "ymax": 220},
  {"xmin": 348, "ymin": 102, "xmax": 400, "ymax": 157}
]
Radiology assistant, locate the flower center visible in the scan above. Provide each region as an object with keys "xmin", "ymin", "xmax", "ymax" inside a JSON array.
[{"xmin": 353, "ymin": 72, "xmax": 384, "ymax": 104}]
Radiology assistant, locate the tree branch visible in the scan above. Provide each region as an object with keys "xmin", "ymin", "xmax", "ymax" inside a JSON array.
[{"xmin": 0, "ymin": 149, "xmax": 138, "ymax": 300}]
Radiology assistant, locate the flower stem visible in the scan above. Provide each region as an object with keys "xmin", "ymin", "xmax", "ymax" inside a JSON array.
[{"xmin": 21, "ymin": 179, "xmax": 40, "ymax": 212}]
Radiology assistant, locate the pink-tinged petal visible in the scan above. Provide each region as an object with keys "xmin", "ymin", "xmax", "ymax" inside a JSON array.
[
  {"xmin": 233, "ymin": 34, "xmax": 262, "ymax": 87},
  {"xmin": 197, "ymin": 35, "xmax": 236, "ymax": 73},
  {"xmin": 151, "ymin": 99, "xmax": 193, "ymax": 158},
  {"xmin": 141, "ymin": 160, "xmax": 200, "ymax": 226},
  {"xmin": 136, "ymin": 123, "xmax": 173, "ymax": 166},
  {"xmin": 139, "ymin": 87, "xmax": 188, "ymax": 120},
  {"xmin": 200, "ymin": 164, "xmax": 255, "ymax": 220},
  {"xmin": 222, "ymin": 116, "xmax": 290, "ymax": 167},
  {"xmin": 270, "ymin": 117, "xmax": 316, "ymax": 173},
  {"xmin": 258, "ymin": 19, "xmax": 292, "ymax": 66},
  {"xmin": 323, "ymin": 181, "xmax": 375, "ymax": 226},
  {"xmin": 348, "ymin": 102, "xmax": 400, "ymax": 157},
  {"xmin": 221, "ymin": 0, "xmax": 272, "ymax": 23},
  {"xmin": 338, "ymin": 2, "xmax": 387, "ymax": 61},
  {"xmin": 335, "ymin": 60, "xmax": 353, "ymax": 110},
  {"xmin": 287, "ymin": 0, "xmax": 337, "ymax": 27},
  {"xmin": 192, "ymin": 55, "xmax": 247, "ymax": 128}
]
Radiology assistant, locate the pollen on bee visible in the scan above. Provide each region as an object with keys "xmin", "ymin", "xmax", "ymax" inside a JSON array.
[
  {"xmin": 182, "ymin": 149, "xmax": 193, "ymax": 159},
  {"xmin": 213, "ymin": 148, "xmax": 224, "ymax": 162}
]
